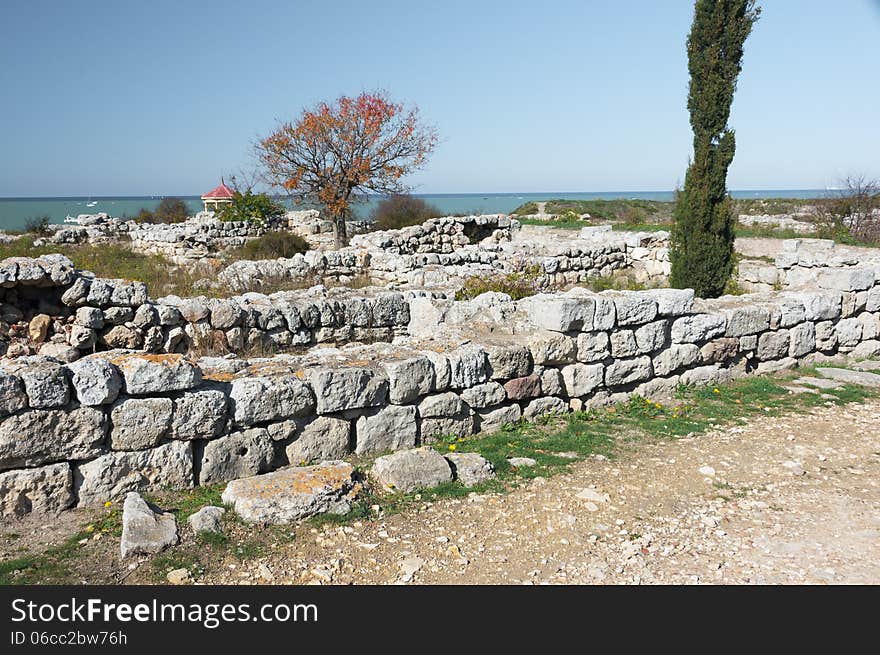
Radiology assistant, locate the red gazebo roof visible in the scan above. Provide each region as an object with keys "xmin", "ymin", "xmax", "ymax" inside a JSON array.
[{"xmin": 201, "ymin": 181, "xmax": 235, "ymax": 200}]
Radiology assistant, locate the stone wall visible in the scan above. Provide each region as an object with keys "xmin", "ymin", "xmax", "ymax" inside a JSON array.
[
  {"xmin": 0, "ymin": 255, "xmax": 412, "ymax": 361},
  {"xmin": 4, "ymin": 260, "xmax": 880, "ymax": 517}
]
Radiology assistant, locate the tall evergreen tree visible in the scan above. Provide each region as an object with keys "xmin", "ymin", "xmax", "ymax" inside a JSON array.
[{"xmin": 670, "ymin": 0, "xmax": 760, "ymax": 297}]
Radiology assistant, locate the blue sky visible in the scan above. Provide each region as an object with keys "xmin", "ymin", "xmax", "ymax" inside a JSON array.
[{"xmin": 1, "ymin": 0, "xmax": 878, "ymax": 196}]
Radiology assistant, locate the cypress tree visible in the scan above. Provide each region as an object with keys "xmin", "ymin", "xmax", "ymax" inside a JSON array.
[{"xmin": 670, "ymin": 0, "xmax": 760, "ymax": 297}]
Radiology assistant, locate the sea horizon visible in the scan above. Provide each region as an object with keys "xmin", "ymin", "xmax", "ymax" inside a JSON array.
[{"xmin": 0, "ymin": 189, "xmax": 830, "ymax": 231}]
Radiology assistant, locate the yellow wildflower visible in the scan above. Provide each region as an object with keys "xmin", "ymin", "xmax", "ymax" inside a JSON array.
[
  {"xmin": 103, "ymin": 501, "xmax": 113, "ymax": 508},
  {"xmin": 448, "ymin": 444, "xmax": 457, "ymax": 452},
  {"xmin": 713, "ymin": 388, "xmax": 720, "ymax": 394}
]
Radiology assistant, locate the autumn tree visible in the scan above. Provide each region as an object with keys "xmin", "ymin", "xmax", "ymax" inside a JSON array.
[
  {"xmin": 256, "ymin": 92, "xmax": 438, "ymax": 248},
  {"xmin": 670, "ymin": 0, "xmax": 760, "ymax": 297}
]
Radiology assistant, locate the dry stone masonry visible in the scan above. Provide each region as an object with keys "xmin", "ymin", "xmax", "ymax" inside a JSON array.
[{"xmin": 4, "ymin": 218, "xmax": 880, "ymax": 521}]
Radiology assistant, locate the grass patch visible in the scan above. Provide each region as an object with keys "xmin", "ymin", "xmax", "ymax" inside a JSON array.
[
  {"xmin": 224, "ymin": 230, "xmax": 309, "ymax": 261},
  {"xmin": 0, "ymin": 507, "xmax": 122, "ymax": 585}
]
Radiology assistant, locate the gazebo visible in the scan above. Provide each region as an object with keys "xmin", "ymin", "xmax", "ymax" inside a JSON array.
[{"xmin": 201, "ymin": 179, "xmax": 235, "ymax": 212}]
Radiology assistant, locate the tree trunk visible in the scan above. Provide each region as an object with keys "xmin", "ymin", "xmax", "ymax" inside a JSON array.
[{"xmin": 333, "ymin": 212, "xmax": 348, "ymax": 249}]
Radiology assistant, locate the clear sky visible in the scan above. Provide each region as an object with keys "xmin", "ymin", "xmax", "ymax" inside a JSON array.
[{"xmin": 1, "ymin": 0, "xmax": 878, "ymax": 197}]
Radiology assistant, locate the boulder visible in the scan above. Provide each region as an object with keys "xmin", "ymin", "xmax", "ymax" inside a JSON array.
[
  {"xmin": 102, "ymin": 325, "xmax": 142, "ymax": 349},
  {"xmin": 0, "ymin": 407, "xmax": 106, "ymax": 470},
  {"xmin": 109, "ymin": 397, "xmax": 173, "ymax": 450},
  {"xmin": 354, "ymin": 405, "xmax": 417, "ymax": 456},
  {"xmin": 445, "ymin": 452, "xmax": 495, "ymax": 487},
  {"xmin": 0, "ymin": 462, "xmax": 74, "ymax": 516},
  {"xmin": 522, "ymin": 396, "xmax": 568, "ymax": 420},
  {"xmin": 371, "ymin": 447, "xmax": 453, "ymax": 492},
  {"xmin": 28, "ymin": 314, "xmax": 51, "ymax": 343},
  {"xmin": 75, "ymin": 440, "xmax": 193, "ymax": 506},
  {"xmin": 66, "ymin": 357, "xmax": 122, "ymax": 406},
  {"xmin": 74, "ymin": 306, "xmax": 104, "ymax": 329},
  {"xmin": 187, "ymin": 506, "xmax": 225, "ymax": 534},
  {"xmin": 120, "ymin": 492, "xmax": 178, "ymax": 559},
  {"xmin": 476, "ymin": 403, "xmax": 522, "ymax": 432},
  {"xmin": 286, "ymin": 416, "xmax": 352, "ymax": 464},
  {"xmin": 37, "ymin": 343, "xmax": 79, "ymax": 363},
  {"xmin": 114, "ymin": 354, "xmax": 202, "ymax": 395},
  {"xmin": 199, "ymin": 428, "xmax": 274, "ymax": 486},
  {"xmin": 816, "ymin": 367, "xmax": 880, "ymax": 387},
  {"xmin": 643, "ymin": 288, "xmax": 694, "ymax": 316},
  {"xmin": 222, "ymin": 461, "xmax": 357, "ymax": 524},
  {"xmin": 69, "ymin": 325, "xmax": 97, "ymax": 349}
]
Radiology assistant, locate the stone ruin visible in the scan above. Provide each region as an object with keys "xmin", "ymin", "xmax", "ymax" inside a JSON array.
[{"xmin": 3, "ymin": 213, "xmax": 879, "ymax": 521}]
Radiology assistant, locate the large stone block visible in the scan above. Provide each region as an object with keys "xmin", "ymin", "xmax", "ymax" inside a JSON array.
[
  {"xmin": 671, "ymin": 314, "xmax": 726, "ymax": 343},
  {"xmin": 110, "ymin": 397, "xmax": 173, "ymax": 450},
  {"xmin": 816, "ymin": 267, "xmax": 875, "ymax": 292},
  {"xmin": 0, "ymin": 462, "xmax": 74, "ymax": 516},
  {"xmin": 799, "ymin": 291, "xmax": 842, "ymax": 322},
  {"xmin": 529, "ymin": 332, "xmax": 577, "ymax": 365},
  {"xmin": 222, "ymin": 462, "xmax": 357, "ymax": 524},
  {"xmin": 354, "ymin": 405, "xmax": 417, "ymax": 456},
  {"xmin": 485, "ymin": 344, "xmax": 532, "ymax": 379},
  {"xmin": 601, "ymin": 291, "xmax": 658, "ymax": 326},
  {"xmin": 789, "ymin": 322, "xmax": 816, "ymax": 358},
  {"xmin": 199, "ymin": 428, "xmax": 274, "ymax": 486},
  {"xmin": 722, "ymin": 305, "xmax": 770, "ymax": 337},
  {"xmin": 306, "ymin": 366, "xmax": 388, "ymax": 414},
  {"xmin": 643, "ymin": 288, "xmax": 694, "ymax": 316},
  {"xmin": 447, "ymin": 345, "xmax": 490, "ymax": 389},
  {"xmin": 610, "ymin": 330, "xmax": 638, "ymax": 357},
  {"xmin": 287, "ymin": 416, "xmax": 352, "ymax": 464},
  {"xmin": 757, "ymin": 330, "xmax": 791, "ymax": 361},
  {"xmin": 0, "ymin": 407, "xmax": 106, "ymax": 470},
  {"xmin": 576, "ymin": 332, "xmax": 610, "ymax": 363},
  {"xmin": 171, "ymin": 389, "xmax": 228, "ymax": 440},
  {"xmin": 477, "ymin": 403, "xmax": 522, "ymax": 432},
  {"xmin": 381, "ymin": 355, "xmax": 434, "ymax": 404},
  {"xmin": 634, "ymin": 320, "xmax": 667, "ymax": 353},
  {"xmin": 605, "ymin": 356, "xmax": 652, "ymax": 387},
  {"xmin": 230, "ymin": 375, "xmax": 315, "ymax": 425},
  {"xmin": 66, "ymin": 357, "xmax": 122, "ymax": 406},
  {"xmin": 503, "ymin": 374, "xmax": 542, "ymax": 401},
  {"xmin": 652, "ymin": 343, "xmax": 700, "ymax": 376},
  {"xmin": 75, "ymin": 440, "xmax": 193, "ymax": 506},
  {"xmin": 522, "ymin": 396, "xmax": 568, "ymax": 421},
  {"xmin": 114, "ymin": 354, "xmax": 202, "ymax": 395},
  {"xmin": 835, "ymin": 318, "xmax": 863, "ymax": 348},
  {"xmin": 518, "ymin": 294, "xmax": 595, "ymax": 332},
  {"xmin": 371, "ymin": 447, "xmax": 453, "ymax": 492},
  {"xmin": 461, "ymin": 381, "xmax": 506, "ymax": 408},
  {"xmin": 419, "ymin": 415, "xmax": 475, "ymax": 441},
  {"xmin": 120, "ymin": 492, "xmax": 178, "ymax": 559},
  {"xmin": 561, "ymin": 363, "xmax": 604, "ymax": 397},
  {"xmin": 1, "ymin": 357, "xmax": 70, "ymax": 409},
  {"xmin": 0, "ymin": 372, "xmax": 27, "ymax": 416}
]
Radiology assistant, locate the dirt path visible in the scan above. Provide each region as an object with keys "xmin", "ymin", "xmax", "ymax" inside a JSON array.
[{"xmin": 202, "ymin": 400, "xmax": 880, "ymax": 585}]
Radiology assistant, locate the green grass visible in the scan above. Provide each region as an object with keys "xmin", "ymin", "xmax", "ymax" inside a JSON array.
[
  {"xmin": 310, "ymin": 370, "xmax": 874, "ymax": 529},
  {"xmin": 0, "ymin": 507, "xmax": 122, "ymax": 585}
]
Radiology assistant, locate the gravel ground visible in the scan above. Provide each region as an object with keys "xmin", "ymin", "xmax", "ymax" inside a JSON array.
[{"xmin": 200, "ymin": 399, "xmax": 880, "ymax": 585}]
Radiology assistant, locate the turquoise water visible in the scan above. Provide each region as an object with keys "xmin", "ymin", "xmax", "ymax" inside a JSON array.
[{"xmin": 0, "ymin": 190, "xmax": 828, "ymax": 231}]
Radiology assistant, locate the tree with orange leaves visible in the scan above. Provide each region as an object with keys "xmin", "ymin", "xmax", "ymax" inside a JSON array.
[{"xmin": 256, "ymin": 92, "xmax": 438, "ymax": 248}]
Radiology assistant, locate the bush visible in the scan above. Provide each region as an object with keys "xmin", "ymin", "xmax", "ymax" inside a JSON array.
[
  {"xmin": 154, "ymin": 197, "xmax": 189, "ymax": 223},
  {"xmin": 455, "ymin": 267, "xmax": 543, "ymax": 301},
  {"xmin": 370, "ymin": 194, "xmax": 441, "ymax": 231},
  {"xmin": 217, "ymin": 191, "xmax": 286, "ymax": 224},
  {"xmin": 226, "ymin": 230, "xmax": 309, "ymax": 261},
  {"xmin": 24, "ymin": 215, "xmax": 51, "ymax": 236}
]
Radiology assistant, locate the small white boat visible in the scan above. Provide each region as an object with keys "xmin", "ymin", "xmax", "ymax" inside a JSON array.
[{"xmin": 86, "ymin": 201, "xmax": 97, "ymax": 208}]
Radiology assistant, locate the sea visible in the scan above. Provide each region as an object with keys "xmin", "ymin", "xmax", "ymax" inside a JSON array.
[{"xmin": 0, "ymin": 190, "xmax": 827, "ymax": 232}]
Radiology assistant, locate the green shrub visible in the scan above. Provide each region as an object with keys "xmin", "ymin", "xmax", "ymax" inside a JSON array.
[
  {"xmin": 370, "ymin": 194, "xmax": 441, "ymax": 231},
  {"xmin": 226, "ymin": 230, "xmax": 309, "ymax": 261},
  {"xmin": 217, "ymin": 191, "xmax": 286, "ymax": 224},
  {"xmin": 24, "ymin": 215, "xmax": 52, "ymax": 236},
  {"xmin": 455, "ymin": 267, "xmax": 543, "ymax": 301},
  {"xmin": 153, "ymin": 197, "xmax": 189, "ymax": 223}
]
